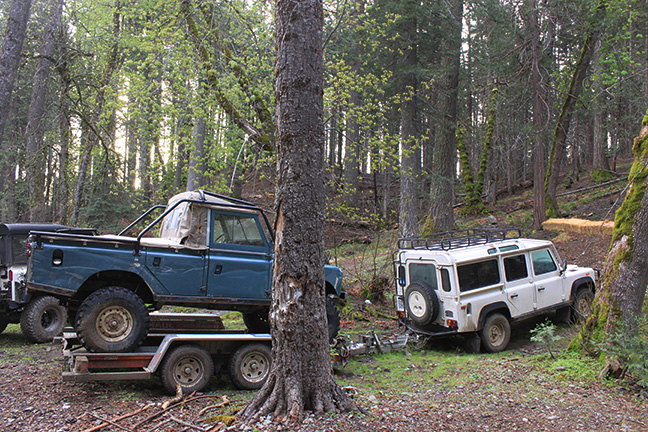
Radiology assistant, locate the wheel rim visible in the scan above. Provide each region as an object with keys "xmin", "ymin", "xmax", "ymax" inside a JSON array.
[
  {"xmin": 240, "ymin": 351, "xmax": 270, "ymax": 383},
  {"xmin": 40, "ymin": 308, "xmax": 60, "ymax": 331},
  {"xmin": 96, "ymin": 306, "xmax": 134, "ymax": 342},
  {"xmin": 407, "ymin": 291, "xmax": 427, "ymax": 318},
  {"xmin": 576, "ymin": 296, "xmax": 592, "ymax": 317},
  {"xmin": 173, "ymin": 356, "xmax": 204, "ymax": 386},
  {"xmin": 487, "ymin": 321, "xmax": 505, "ymax": 346}
]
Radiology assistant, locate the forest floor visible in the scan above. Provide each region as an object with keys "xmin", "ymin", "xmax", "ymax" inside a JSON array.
[{"xmin": 2, "ymin": 169, "xmax": 647, "ymax": 432}]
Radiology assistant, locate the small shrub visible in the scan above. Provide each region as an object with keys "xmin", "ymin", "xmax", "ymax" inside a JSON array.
[
  {"xmin": 602, "ymin": 317, "xmax": 648, "ymax": 389},
  {"xmin": 530, "ymin": 319, "xmax": 563, "ymax": 359}
]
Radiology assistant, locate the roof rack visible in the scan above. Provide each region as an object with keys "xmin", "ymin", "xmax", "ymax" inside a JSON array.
[{"xmin": 398, "ymin": 228, "xmax": 522, "ymax": 251}]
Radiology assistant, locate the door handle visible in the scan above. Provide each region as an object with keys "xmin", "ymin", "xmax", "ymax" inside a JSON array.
[
  {"xmin": 214, "ymin": 264, "xmax": 223, "ymax": 275},
  {"xmin": 153, "ymin": 257, "xmax": 161, "ymax": 267},
  {"xmin": 510, "ymin": 293, "xmax": 518, "ymax": 299},
  {"xmin": 538, "ymin": 286, "xmax": 545, "ymax": 291}
]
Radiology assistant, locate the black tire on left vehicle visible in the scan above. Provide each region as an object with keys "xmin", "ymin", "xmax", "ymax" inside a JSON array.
[
  {"xmin": 76, "ymin": 286, "xmax": 149, "ymax": 353},
  {"xmin": 572, "ymin": 289, "xmax": 594, "ymax": 323},
  {"xmin": 20, "ymin": 296, "xmax": 66, "ymax": 343},
  {"xmin": 0, "ymin": 314, "xmax": 8, "ymax": 334}
]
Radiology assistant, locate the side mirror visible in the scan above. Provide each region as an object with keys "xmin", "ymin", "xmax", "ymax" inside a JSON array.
[{"xmin": 559, "ymin": 259, "xmax": 567, "ymax": 275}]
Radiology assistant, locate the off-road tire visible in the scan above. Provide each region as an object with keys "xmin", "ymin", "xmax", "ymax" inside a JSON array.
[
  {"xmin": 76, "ymin": 287, "xmax": 149, "ymax": 353},
  {"xmin": 242, "ymin": 309, "xmax": 270, "ymax": 333},
  {"xmin": 572, "ymin": 289, "xmax": 594, "ymax": 323},
  {"xmin": 479, "ymin": 313, "xmax": 511, "ymax": 353},
  {"xmin": 159, "ymin": 344, "xmax": 214, "ymax": 395},
  {"xmin": 0, "ymin": 314, "xmax": 8, "ymax": 334},
  {"xmin": 228, "ymin": 343, "xmax": 272, "ymax": 390},
  {"xmin": 326, "ymin": 297, "xmax": 341, "ymax": 342},
  {"xmin": 404, "ymin": 281, "xmax": 440, "ymax": 326},
  {"xmin": 20, "ymin": 296, "xmax": 66, "ymax": 343}
]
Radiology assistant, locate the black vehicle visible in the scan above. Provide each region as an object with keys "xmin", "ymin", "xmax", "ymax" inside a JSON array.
[{"xmin": 0, "ymin": 223, "xmax": 96, "ymax": 342}]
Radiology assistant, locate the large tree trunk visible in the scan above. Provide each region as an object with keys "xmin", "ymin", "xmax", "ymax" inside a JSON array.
[
  {"xmin": 239, "ymin": 0, "xmax": 355, "ymax": 421},
  {"xmin": 186, "ymin": 114, "xmax": 206, "ymax": 191},
  {"xmin": 575, "ymin": 110, "xmax": 648, "ymax": 358},
  {"xmin": 591, "ymin": 40, "xmax": 610, "ymax": 172},
  {"xmin": 0, "ymin": 0, "xmax": 32, "ymax": 148},
  {"xmin": 399, "ymin": 8, "xmax": 419, "ymax": 237},
  {"xmin": 426, "ymin": 0, "xmax": 463, "ymax": 232},
  {"xmin": 544, "ymin": 0, "xmax": 607, "ymax": 217},
  {"xmin": 26, "ymin": 0, "xmax": 63, "ymax": 222},
  {"xmin": 526, "ymin": 0, "xmax": 546, "ymax": 231}
]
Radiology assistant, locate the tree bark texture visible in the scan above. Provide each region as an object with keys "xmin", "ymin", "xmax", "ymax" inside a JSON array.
[
  {"xmin": 26, "ymin": 0, "xmax": 63, "ymax": 222},
  {"xmin": 575, "ymin": 111, "xmax": 648, "ymax": 355},
  {"xmin": 526, "ymin": 0, "xmax": 546, "ymax": 231},
  {"xmin": 0, "ymin": 0, "xmax": 32, "ymax": 148},
  {"xmin": 399, "ymin": 10, "xmax": 420, "ymax": 237},
  {"xmin": 426, "ymin": 0, "xmax": 463, "ymax": 232},
  {"xmin": 238, "ymin": 0, "xmax": 355, "ymax": 421},
  {"xmin": 544, "ymin": 0, "xmax": 607, "ymax": 218}
]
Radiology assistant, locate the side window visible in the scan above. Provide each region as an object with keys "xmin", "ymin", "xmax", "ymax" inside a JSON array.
[
  {"xmin": 408, "ymin": 263, "xmax": 438, "ymax": 289},
  {"xmin": 212, "ymin": 213, "xmax": 265, "ymax": 247},
  {"xmin": 11, "ymin": 235, "xmax": 28, "ymax": 264},
  {"xmin": 504, "ymin": 254, "xmax": 528, "ymax": 282},
  {"xmin": 440, "ymin": 268, "xmax": 452, "ymax": 292},
  {"xmin": 532, "ymin": 249, "xmax": 557, "ymax": 275},
  {"xmin": 457, "ymin": 259, "xmax": 500, "ymax": 292}
]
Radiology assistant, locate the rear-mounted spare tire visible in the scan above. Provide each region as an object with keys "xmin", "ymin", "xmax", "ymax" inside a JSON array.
[{"xmin": 404, "ymin": 281, "xmax": 440, "ymax": 326}]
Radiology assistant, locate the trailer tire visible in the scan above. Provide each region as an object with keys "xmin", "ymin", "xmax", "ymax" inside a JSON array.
[
  {"xmin": 76, "ymin": 287, "xmax": 149, "ymax": 353},
  {"xmin": 159, "ymin": 344, "xmax": 214, "ymax": 395},
  {"xmin": 229, "ymin": 343, "xmax": 272, "ymax": 390},
  {"xmin": 20, "ymin": 296, "xmax": 66, "ymax": 342}
]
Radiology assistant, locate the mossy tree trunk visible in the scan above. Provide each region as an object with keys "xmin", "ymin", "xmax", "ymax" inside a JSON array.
[
  {"xmin": 544, "ymin": 0, "xmax": 607, "ymax": 218},
  {"xmin": 574, "ymin": 111, "xmax": 648, "ymax": 362},
  {"xmin": 458, "ymin": 89, "xmax": 497, "ymax": 215}
]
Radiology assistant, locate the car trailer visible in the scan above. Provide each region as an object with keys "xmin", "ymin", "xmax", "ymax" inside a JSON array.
[
  {"xmin": 62, "ymin": 313, "xmax": 411, "ymax": 394},
  {"xmin": 61, "ymin": 313, "xmax": 272, "ymax": 394}
]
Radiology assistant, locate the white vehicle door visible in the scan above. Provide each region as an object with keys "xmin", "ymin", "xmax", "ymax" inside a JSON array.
[
  {"xmin": 502, "ymin": 253, "xmax": 536, "ymax": 316},
  {"xmin": 531, "ymin": 248, "xmax": 565, "ymax": 309}
]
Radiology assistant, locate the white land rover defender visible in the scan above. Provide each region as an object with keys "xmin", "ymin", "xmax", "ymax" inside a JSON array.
[{"xmin": 393, "ymin": 228, "xmax": 597, "ymax": 352}]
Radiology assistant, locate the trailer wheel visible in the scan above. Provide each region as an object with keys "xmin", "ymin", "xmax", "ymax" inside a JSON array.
[
  {"xmin": 229, "ymin": 343, "xmax": 272, "ymax": 390},
  {"xmin": 159, "ymin": 344, "xmax": 214, "ymax": 395},
  {"xmin": 20, "ymin": 296, "xmax": 66, "ymax": 343},
  {"xmin": 242, "ymin": 309, "xmax": 270, "ymax": 333},
  {"xmin": 76, "ymin": 287, "xmax": 149, "ymax": 353}
]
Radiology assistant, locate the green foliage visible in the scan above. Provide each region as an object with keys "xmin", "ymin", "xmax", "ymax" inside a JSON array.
[
  {"xmin": 530, "ymin": 319, "xmax": 564, "ymax": 359},
  {"xmin": 602, "ymin": 316, "xmax": 648, "ymax": 389},
  {"xmin": 590, "ymin": 170, "xmax": 616, "ymax": 182}
]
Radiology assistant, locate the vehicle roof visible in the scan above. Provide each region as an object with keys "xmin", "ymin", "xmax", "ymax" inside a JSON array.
[
  {"xmin": 0, "ymin": 223, "xmax": 75, "ymax": 236},
  {"xmin": 400, "ymin": 237, "xmax": 555, "ymax": 266}
]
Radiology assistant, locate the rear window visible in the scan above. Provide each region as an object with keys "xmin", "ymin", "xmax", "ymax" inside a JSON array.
[
  {"xmin": 457, "ymin": 259, "xmax": 500, "ymax": 292},
  {"xmin": 408, "ymin": 263, "xmax": 438, "ymax": 289}
]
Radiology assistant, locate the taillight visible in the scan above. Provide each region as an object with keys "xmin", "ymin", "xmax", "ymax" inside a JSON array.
[
  {"xmin": 446, "ymin": 319, "xmax": 458, "ymax": 330},
  {"xmin": 25, "ymin": 242, "xmax": 32, "ymax": 258},
  {"xmin": 8, "ymin": 270, "xmax": 13, "ymax": 281}
]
